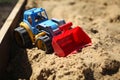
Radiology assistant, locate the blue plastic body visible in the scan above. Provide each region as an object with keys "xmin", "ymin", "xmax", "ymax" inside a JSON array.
[{"xmin": 23, "ymin": 8, "xmax": 65, "ymax": 35}]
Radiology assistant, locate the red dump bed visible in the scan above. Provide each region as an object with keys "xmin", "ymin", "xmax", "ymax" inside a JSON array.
[{"xmin": 52, "ymin": 22, "xmax": 91, "ymax": 57}]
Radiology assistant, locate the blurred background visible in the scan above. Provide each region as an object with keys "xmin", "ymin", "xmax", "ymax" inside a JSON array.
[{"xmin": 0, "ymin": 0, "xmax": 18, "ymax": 29}]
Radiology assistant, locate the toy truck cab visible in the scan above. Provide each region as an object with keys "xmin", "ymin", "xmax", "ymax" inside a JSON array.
[
  {"xmin": 23, "ymin": 8, "xmax": 65, "ymax": 35},
  {"xmin": 23, "ymin": 8, "xmax": 48, "ymax": 34}
]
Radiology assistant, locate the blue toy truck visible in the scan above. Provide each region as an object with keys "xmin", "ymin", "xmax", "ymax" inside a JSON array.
[{"xmin": 14, "ymin": 8, "xmax": 65, "ymax": 53}]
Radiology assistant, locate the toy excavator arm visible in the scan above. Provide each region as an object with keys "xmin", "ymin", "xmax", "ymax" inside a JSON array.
[{"xmin": 59, "ymin": 22, "xmax": 72, "ymax": 32}]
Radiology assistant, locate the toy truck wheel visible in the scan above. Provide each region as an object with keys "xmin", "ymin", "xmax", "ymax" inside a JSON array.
[
  {"xmin": 35, "ymin": 35, "xmax": 53, "ymax": 53},
  {"xmin": 14, "ymin": 27, "xmax": 32, "ymax": 48}
]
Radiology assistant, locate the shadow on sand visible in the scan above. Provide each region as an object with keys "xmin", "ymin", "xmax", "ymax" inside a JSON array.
[{"xmin": 6, "ymin": 43, "xmax": 32, "ymax": 80}]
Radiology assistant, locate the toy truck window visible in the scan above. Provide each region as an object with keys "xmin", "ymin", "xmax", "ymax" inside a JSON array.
[
  {"xmin": 41, "ymin": 11, "xmax": 47, "ymax": 19},
  {"xmin": 35, "ymin": 12, "xmax": 46, "ymax": 23},
  {"xmin": 28, "ymin": 15, "xmax": 32, "ymax": 25}
]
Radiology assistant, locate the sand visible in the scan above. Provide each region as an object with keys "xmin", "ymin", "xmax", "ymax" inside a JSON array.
[{"xmin": 7, "ymin": 0, "xmax": 120, "ymax": 80}]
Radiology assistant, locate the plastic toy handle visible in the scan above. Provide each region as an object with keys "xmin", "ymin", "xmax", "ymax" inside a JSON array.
[{"xmin": 59, "ymin": 22, "xmax": 72, "ymax": 32}]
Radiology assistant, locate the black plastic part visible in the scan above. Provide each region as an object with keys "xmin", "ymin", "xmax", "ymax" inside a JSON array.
[
  {"xmin": 36, "ymin": 35, "xmax": 53, "ymax": 54},
  {"xmin": 14, "ymin": 27, "xmax": 32, "ymax": 48}
]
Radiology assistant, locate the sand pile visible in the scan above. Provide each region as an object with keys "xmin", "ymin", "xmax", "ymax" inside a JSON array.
[{"xmin": 7, "ymin": 0, "xmax": 120, "ymax": 80}]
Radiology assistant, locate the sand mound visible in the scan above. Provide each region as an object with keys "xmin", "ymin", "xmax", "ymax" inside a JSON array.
[{"xmin": 100, "ymin": 59, "xmax": 120, "ymax": 75}]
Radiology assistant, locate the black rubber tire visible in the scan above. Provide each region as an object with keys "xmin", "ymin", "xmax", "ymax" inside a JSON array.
[
  {"xmin": 36, "ymin": 35, "xmax": 53, "ymax": 53},
  {"xmin": 14, "ymin": 27, "xmax": 32, "ymax": 48}
]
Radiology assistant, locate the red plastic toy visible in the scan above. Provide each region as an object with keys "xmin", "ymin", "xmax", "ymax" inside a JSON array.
[{"xmin": 52, "ymin": 22, "xmax": 92, "ymax": 57}]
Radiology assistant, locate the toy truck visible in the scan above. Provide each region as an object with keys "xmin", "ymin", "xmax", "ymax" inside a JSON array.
[
  {"xmin": 52, "ymin": 22, "xmax": 92, "ymax": 57},
  {"xmin": 14, "ymin": 8, "xmax": 65, "ymax": 53}
]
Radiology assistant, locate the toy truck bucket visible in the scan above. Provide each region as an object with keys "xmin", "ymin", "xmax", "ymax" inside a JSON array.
[{"xmin": 52, "ymin": 22, "xmax": 92, "ymax": 57}]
